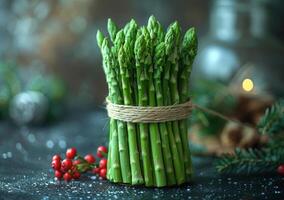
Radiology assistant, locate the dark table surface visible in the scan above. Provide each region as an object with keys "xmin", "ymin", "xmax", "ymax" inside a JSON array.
[{"xmin": 0, "ymin": 109, "xmax": 283, "ymax": 200}]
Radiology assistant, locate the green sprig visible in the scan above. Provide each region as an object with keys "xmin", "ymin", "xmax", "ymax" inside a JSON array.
[
  {"xmin": 257, "ymin": 99, "xmax": 284, "ymax": 135},
  {"xmin": 216, "ymin": 100, "xmax": 284, "ymax": 174},
  {"xmin": 215, "ymin": 145, "xmax": 284, "ymax": 174}
]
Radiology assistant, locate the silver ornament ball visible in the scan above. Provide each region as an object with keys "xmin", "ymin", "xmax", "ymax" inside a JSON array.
[{"xmin": 9, "ymin": 91, "xmax": 49, "ymax": 125}]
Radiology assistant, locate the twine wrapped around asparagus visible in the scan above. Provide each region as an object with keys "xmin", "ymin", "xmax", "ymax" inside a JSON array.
[
  {"xmin": 106, "ymin": 99, "xmax": 193, "ymax": 123},
  {"xmin": 97, "ymin": 16, "xmax": 198, "ymax": 187}
]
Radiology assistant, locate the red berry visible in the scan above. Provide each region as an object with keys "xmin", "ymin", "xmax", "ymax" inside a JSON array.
[
  {"xmin": 73, "ymin": 171, "xmax": 81, "ymax": 179},
  {"xmin": 99, "ymin": 158, "xmax": 107, "ymax": 169},
  {"xmin": 52, "ymin": 154, "xmax": 61, "ymax": 161},
  {"xmin": 70, "ymin": 165, "xmax": 77, "ymax": 171},
  {"xmin": 51, "ymin": 159, "xmax": 61, "ymax": 170},
  {"xmin": 60, "ymin": 166, "xmax": 66, "ymax": 173},
  {"xmin": 62, "ymin": 159, "xmax": 73, "ymax": 171},
  {"xmin": 73, "ymin": 160, "xmax": 81, "ymax": 166},
  {"xmin": 92, "ymin": 167, "xmax": 100, "ymax": 174},
  {"xmin": 99, "ymin": 168, "xmax": 107, "ymax": 179},
  {"xmin": 277, "ymin": 164, "xmax": 284, "ymax": 176},
  {"xmin": 66, "ymin": 147, "xmax": 77, "ymax": 159},
  {"xmin": 84, "ymin": 154, "xmax": 96, "ymax": 164},
  {"xmin": 97, "ymin": 146, "xmax": 108, "ymax": 158},
  {"xmin": 55, "ymin": 170, "xmax": 63, "ymax": 179},
  {"xmin": 63, "ymin": 172, "xmax": 72, "ymax": 182}
]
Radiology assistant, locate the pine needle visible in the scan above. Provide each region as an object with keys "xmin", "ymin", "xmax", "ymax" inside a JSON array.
[
  {"xmin": 215, "ymin": 100, "xmax": 284, "ymax": 174},
  {"xmin": 215, "ymin": 144, "xmax": 284, "ymax": 174},
  {"xmin": 257, "ymin": 99, "xmax": 284, "ymax": 135}
]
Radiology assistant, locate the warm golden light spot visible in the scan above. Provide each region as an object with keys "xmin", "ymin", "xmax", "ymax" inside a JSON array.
[{"xmin": 242, "ymin": 78, "xmax": 254, "ymax": 92}]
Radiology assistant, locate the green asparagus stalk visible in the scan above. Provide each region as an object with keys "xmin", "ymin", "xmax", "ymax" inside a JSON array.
[
  {"xmin": 124, "ymin": 20, "xmax": 139, "ymax": 108},
  {"xmin": 123, "ymin": 20, "xmax": 141, "ymax": 183},
  {"xmin": 96, "ymin": 30, "xmax": 104, "ymax": 48},
  {"xmin": 168, "ymin": 22, "xmax": 185, "ymax": 179},
  {"xmin": 96, "ymin": 30, "xmax": 113, "ymax": 180},
  {"xmin": 101, "ymin": 39, "xmax": 122, "ymax": 182},
  {"xmin": 97, "ymin": 30, "xmax": 109, "ymax": 83},
  {"xmin": 107, "ymin": 24, "xmax": 132, "ymax": 183},
  {"xmin": 123, "ymin": 22, "xmax": 130, "ymax": 35},
  {"xmin": 108, "ymin": 19, "xmax": 118, "ymax": 43},
  {"xmin": 114, "ymin": 33, "xmax": 134, "ymax": 184},
  {"xmin": 134, "ymin": 33, "xmax": 154, "ymax": 186},
  {"xmin": 118, "ymin": 46, "xmax": 144, "ymax": 185},
  {"xmin": 142, "ymin": 27, "xmax": 167, "ymax": 187},
  {"xmin": 147, "ymin": 15, "xmax": 164, "ymax": 48},
  {"xmin": 164, "ymin": 23, "xmax": 185, "ymax": 184},
  {"xmin": 114, "ymin": 30, "xmax": 125, "ymax": 53},
  {"xmin": 147, "ymin": 16, "xmax": 176, "ymax": 185},
  {"xmin": 179, "ymin": 28, "xmax": 198, "ymax": 181},
  {"xmin": 108, "ymin": 20, "xmax": 123, "ymax": 87},
  {"xmin": 153, "ymin": 41, "xmax": 177, "ymax": 185},
  {"xmin": 112, "ymin": 30, "xmax": 125, "ymax": 89}
]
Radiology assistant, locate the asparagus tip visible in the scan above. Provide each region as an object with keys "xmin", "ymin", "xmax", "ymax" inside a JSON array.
[{"xmin": 96, "ymin": 30, "xmax": 104, "ymax": 48}]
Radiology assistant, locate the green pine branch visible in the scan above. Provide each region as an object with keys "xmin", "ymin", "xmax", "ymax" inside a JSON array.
[
  {"xmin": 215, "ymin": 100, "xmax": 284, "ymax": 174},
  {"xmin": 215, "ymin": 144, "xmax": 284, "ymax": 174},
  {"xmin": 257, "ymin": 99, "xmax": 284, "ymax": 135}
]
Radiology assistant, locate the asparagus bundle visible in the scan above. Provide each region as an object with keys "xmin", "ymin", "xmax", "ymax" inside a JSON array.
[{"xmin": 97, "ymin": 16, "xmax": 197, "ymax": 187}]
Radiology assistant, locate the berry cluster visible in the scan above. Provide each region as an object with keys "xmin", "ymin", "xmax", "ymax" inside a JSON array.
[{"xmin": 51, "ymin": 146, "xmax": 108, "ymax": 181}]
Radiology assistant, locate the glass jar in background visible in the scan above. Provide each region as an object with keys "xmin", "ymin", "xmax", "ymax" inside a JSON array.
[{"xmin": 192, "ymin": 0, "xmax": 284, "ymax": 97}]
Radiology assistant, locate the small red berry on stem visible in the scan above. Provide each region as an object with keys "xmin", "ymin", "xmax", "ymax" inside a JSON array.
[
  {"xmin": 99, "ymin": 158, "xmax": 107, "ymax": 169},
  {"xmin": 60, "ymin": 166, "xmax": 67, "ymax": 173},
  {"xmin": 66, "ymin": 147, "xmax": 77, "ymax": 159},
  {"xmin": 63, "ymin": 172, "xmax": 72, "ymax": 182},
  {"xmin": 73, "ymin": 171, "xmax": 81, "ymax": 179},
  {"xmin": 97, "ymin": 146, "xmax": 107, "ymax": 158},
  {"xmin": 62, "ymin": 159, "xmax": 73, "ymax": 171},
  {"xmin": 52, "ymin": 155, "xmax": 61, "ymax": 161},
  {"xmin": 70, "ymin": 165, "xmax": 77, "ymax": 172},
  {"xmin": 73, "ymin": 160, "xmax": 81, "ymax": 166},
  {"xmin": 55, "ymin": 170, "xmax": 63, "ymax": 179},
  {"xmin": 277, "ymin": 164, "xmax": 284, "ymax": 176},
  {"xmin": 99, "ymin": 168, "xmax": 107, "ymax": 179},
  {"xmin": 92, "ymin": 167, "xmax": 100, "ymax": 174},
  {"xmin": 84, "ymin": 154, "xmax": 96, "ymax": 164},
  {"xmin": 51, "ymin": 159, "xmax": 61, "ymax": 170}
]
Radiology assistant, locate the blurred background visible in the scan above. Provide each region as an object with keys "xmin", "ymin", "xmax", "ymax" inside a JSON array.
[{"xmin": 0, "ymin": 0, "xmax": 284, "ymax": 154}]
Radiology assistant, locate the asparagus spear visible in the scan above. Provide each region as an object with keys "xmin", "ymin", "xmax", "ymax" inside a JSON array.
[
  {"xmin": 148, "ymin": 16, "xmax": 176, "ymax": 185},
  {"xmin": 168, "ymin": 22, "xmax": 185, "ymax": 175},
  {"xmin": 110, "ymin": 29, "xmax": 134, "ymax": 184},
  {"xmin": 147, "ymin": 15, "xmax": 163, "ymax": 48},
  {"xmin": 134, "ymin": 33, "xmax": 154, "ymax": 186},
  {"xmin": 108, "ymin": 18, "xmax": 118, "ymax": 43},
  {"xmin": 123, "ymin": 22, "xmax": 130, "ymax": 35},
  {"xmin": 112, "ymin": 30, "xmax": 125, "ymax": 89},
  {"xmin": 123, "ymin": 20, "xmax": 140, "ymax": 183},
  {"xmin": 164, "ymin": 24, "xmax": 185, "ymax": 184},
  {"xmin": 179, "ymin": 28, "xmax": 198, "ymax": 181},
  {"xmin": 124, "ymin": 20, "xmax": 139, "ymax": 108},
  {"xmin": 179, "ymin": 28, "xmax": 198, "ymax": 102},
  {"xmin": 142, "ymin": 27, "xmax": 167, "ymax": 187},
  {"xmin": 97, "ymin": 30, "xmax": 114, "ymax": 181},
  {"xmin": 101, "ymin": 39, "xmax": 122, "ymax": 182},
  {"xmin": 108, "ymin": 23, "xmax": 134, "ymax": 183},
  {"xmin": 96, "ymin": 30, "xmax": 104, "ymax": 49},
  {"xmin": 96, "ymin": 30, "xmax": 113, "ymax": 180},
  {"xmin": 153, "ymin": 41, "xmax": 177, "ymax": 185},
  {"xmin": 118, "ymin": 46, "xmax": 144, "ymax": 185}
]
